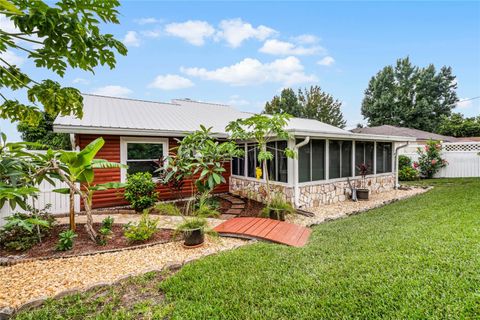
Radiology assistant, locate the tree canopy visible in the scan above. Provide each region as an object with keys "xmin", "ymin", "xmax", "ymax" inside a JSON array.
[
  {"xmin": 437, "ymin": 113, "xmax": 480, "ymax": 137},
  {"xmin": 17, "ymin": 111, "xmax": 71, "ymax": 150},
  {"xmin": 0, "ymin": 0, "xmax": 127, "ymax": 125},
  {"xmin": 264, "ymin": 86, "xmax": 346, "ymax": 128},
  {"xmin": 361, "ymin": 57, "xmax": 458, "ymax": 133}
]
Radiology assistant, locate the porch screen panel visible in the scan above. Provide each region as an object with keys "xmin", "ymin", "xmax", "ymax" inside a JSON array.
[
  {"xmin": 329, "ymin": 140, "xmax": 352, "ymax": 179},
  {"xmin": 311, "ymin": 139, "xmax": 325, "ymax": 181},
  {"xmin": 266, "ymin": 142, "xmax": 276, "ymax": 181},
  {"xmin": 341, "ymin": 141, "xmax": 353, "ymax": 177},
  {"xmin": 329, "ymin": 140, "xmax": 341, "ymax": 179},
  {"xmin": 376, "ymin": 142, "xmax": 392, "ymax": 173},
  {"xmin": 277, "ymin": 141, "xmax": 288, "ymax": 183},
  {"xmin": 247, "ymin": 144, "xmax": 256, "ymax": 178},
  {"xmin": 298, "ymin": 139, "xmax": 311, "ymax": 183},
  {"xmin": 355, "ymin": 141, "xmax": 374, "ymax": 175},
  {"xmin": 232, "ymin": 154, "xmax": 245, "ymax": 176}
]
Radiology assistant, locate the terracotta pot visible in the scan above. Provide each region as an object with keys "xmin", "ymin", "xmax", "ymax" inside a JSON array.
[
  {"xmin": 357, "ymin": 188, "xmax": 370, "ymax": 200},
  {"xmin": 183, "ymin": 228, "xmax": 205, "ymax": 248}
]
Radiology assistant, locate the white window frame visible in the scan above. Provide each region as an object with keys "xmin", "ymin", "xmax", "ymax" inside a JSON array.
[{"xmin": 120, "ymin": 137, "xmax": 169, "ymax": 183}]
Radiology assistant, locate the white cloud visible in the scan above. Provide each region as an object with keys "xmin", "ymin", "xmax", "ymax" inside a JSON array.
[
  {"xmin": 0, "ymin": 16, "xmax": 17, "ymax": 34},
  {"xmin": 259, "ymin": 39, "xmax": 323, "ymax": 56},
  {"xmin": 141, "ymin": 29, "xmax": 162, "ymax": 38},
  {"xmin": 216, "ymin": 18, "xmax": 277, "ymax": 48},
  {"xmin": 0, "ymin": 50, "xmax": 24, "ymax": 66},
  {"xmin": 456, "ymin": 98, "xmax": 473, "ymax": 109},
  {"xmin": 123, "ymin": 31, "xmax": 140, "ymax": 47},
  {"xmin": 148, "ymin": 74, "xmax": 194, "ymax": 90},
  {"xmin": 135, "ymin": 17, "xmax": 161, "ymax": 25},
  {"xmin": 317, "ymin": 56, "xmax": 335, "ymax": 66},
  {"xmin": 165, "ymin": 20, "xmax": 215, "ymax": 46},
  {"xmin": 227, "ymin": 95, "xmax": 250, "ymax": 106},
  {"xmin": 91, "ymin": 85, "xmax": 132, "ymax": 97},
  {"xmin": 294, "ymin": 34, "xmax": 320, "ymax": 44},
  {"xmin": 181, "ymin": 56, "xmax": 317, "ymax": 86},
  {"xmin": 72, "ymin": 78, "xmax": 90, "ymax": 85}
]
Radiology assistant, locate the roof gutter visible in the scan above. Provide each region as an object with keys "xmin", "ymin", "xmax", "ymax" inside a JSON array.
[
  {"xmin": 293, "ymin": 136, "xmax": 310, "ymax": 209},
  {"xmin": 394, "ymin": 142, "xmax": 410, "ymax": 189}
]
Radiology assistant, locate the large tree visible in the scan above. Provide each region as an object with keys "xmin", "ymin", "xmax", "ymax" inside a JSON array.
[
  {"xmin": 361, "ymin": 57, "xmax": 458, "ymax": 132},
  {"xmin": 264, "ymin": 86, "xmax": 346, "ymax": 128},
  {"xmin": 0, "ymin": 0, "xmax": 127, "ymax": 126},
  {"xmin": 437, "ymin": 113, "xmax": 480, "ymax": 137},
  {"xmin": 17, "ymin": 111, "xmax": 71, "ymax": 150}
]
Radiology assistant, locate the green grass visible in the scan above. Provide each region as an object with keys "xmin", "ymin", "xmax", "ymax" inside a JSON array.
[{"xmin": 15, "ymin": 179, "xmax": 480, "ymax": 319}]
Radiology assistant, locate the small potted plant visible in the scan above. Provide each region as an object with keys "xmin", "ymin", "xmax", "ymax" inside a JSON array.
[
  {"xmin": 356, "ymin": 163, "xmax": 370, "ymax": 200},
  {"xmin": 262, "ymin": 193, "xmax": 295, "ymax": 221},
  {"xmin": 176, "ymin": 217, "xmax": 212, "ymax": 248}
]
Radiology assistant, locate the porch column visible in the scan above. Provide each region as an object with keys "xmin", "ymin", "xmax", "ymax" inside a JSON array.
[{"xmin": 325, "ymin": 139, "xmax": 330, "ymax": 180}]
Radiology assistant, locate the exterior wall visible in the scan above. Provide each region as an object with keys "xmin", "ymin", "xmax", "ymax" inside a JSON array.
[
  {"xmin": 77, "ymin": 134, "xmax": 231, "ymax": 209},
  {"xmin": 230, "ymin": 174, "xmax": 395, "ymax": 209}
]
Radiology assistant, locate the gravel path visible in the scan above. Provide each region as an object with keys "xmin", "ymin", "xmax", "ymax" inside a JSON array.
[
  {"xmin": 288, "ymin": 187, "xmax": 430, "ymax": 226},
  {"xmin": 56, "ymin": 214, "xmax": 225, "ymax": 229},
  {"xmin": 0, "ymin": 237, "xmax": 247, "ymax": 309}
]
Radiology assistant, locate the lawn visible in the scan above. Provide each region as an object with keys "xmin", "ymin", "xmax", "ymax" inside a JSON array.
[{"xmin": 15, "ymin": 179, "xmax": 480, "ymax": 319}]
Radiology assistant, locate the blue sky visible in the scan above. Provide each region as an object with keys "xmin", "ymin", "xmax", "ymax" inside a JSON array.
[{"xmin": 1, "ymin": 1, "xmax": 479, "ymax": 140}]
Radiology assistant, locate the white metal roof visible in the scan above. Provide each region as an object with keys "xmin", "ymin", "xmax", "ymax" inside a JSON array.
[{"xmin": 54, "ymin": 94, "xmax": 413, "ymax": 142}]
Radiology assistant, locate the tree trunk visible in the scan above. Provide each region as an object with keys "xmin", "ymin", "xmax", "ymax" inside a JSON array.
[
  {"xmin": 263, "ymin": 159, "xmax": 271, "ymax": 203},
  {"xmin": 81, "ymin": 193, "xmax": 97, "ymax": 242},
  {"xmin": 69, "ymin": 189, "xmax": 75, "ymax": 231}
]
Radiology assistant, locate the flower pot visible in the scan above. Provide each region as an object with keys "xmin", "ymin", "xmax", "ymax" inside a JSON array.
[
  {"xmin": 183, "ymin": 228, "xmax": 205, "ymax": 248},
  {"xmin": 269, "ymin": 208, "xmax": 286, "ymax": 221},
  {"xmin": 357, "ymin": 188, "xmax": 370, "ymax": 200}
]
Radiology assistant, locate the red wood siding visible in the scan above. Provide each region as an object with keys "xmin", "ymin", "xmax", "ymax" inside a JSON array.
[{"xmin": 77, "ymin": 134, "xmax": 231, "ymax": 209}]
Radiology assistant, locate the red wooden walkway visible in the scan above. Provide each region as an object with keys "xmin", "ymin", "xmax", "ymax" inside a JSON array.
[{"xmin": 214, "ymin": 217, "xmax": 311, "ymax": 247}]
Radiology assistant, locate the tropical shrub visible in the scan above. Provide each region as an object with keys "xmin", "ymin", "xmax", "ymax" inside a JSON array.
[
  {"xmin": 123, "ymin": 213, "xmax": 158, "ymax": 242},
  {"xmin": 0, "ymin": 205, "xmax": 55, "ymax": 251},
  {"xmin": 56, "ymin": 230, "xmax": 77, "ymax": 251},
  {"xmin": 154, "ymin": 203, "xmax": 182, "ymax": 216},
  {"xmin": 398, "ymin": 155, "xmax": 412, "ymax": 170},
  {"xmin": 99, "ymin": 216, "xmax": 115, "ymax": 235},
  {"xmin": 262, "ymin": 193, "xmax": 295, "ymax": 220},
  {"xmin": 415, "ymin": 140, "xmax": 448, "ymax": 178},
  {"xmin": 124, "ymin": 172, "xmax": 159, "ymax": 212},
  {"xmin": 399, "ymin": 167, "xmax": 419, "ymax": 181}
]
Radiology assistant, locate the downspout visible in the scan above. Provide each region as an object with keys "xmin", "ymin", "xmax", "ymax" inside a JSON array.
[
  {"xmin": 394, "ymin": 142, "xmax": 409, "ymax": 189},
  {"xmin": 293, "ymin": 136, "xmax": 310, "ymax": 208}
]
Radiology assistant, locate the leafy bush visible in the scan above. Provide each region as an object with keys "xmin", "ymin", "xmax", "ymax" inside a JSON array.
[
  {"xmin": 399, "ymin": 167, "xmax": 419, "ymax": 181},
  {"xmin": 175, "ymin": 217, "xmax": 216, "ymax": 238},
  {"xmin": 154, "ymin": 203, "xmax": 181, "ymax": 216},
  {"xmin": 124, "ymin": 172, "xmax": 159, "ymax": 212},
  {"xmin": 123, "ymin": 213, "xmax": 158, "ymax": 243},
  {"xmin": 398, "ymin": 155, "xmax": 412, "ymax": 170},
  {"xmin": 56, "ymin": 230, "xmax": 77, "ymax": 251},
  {"xmin": 416, "ymin": 140, "xmax": 448, "ymax": 178},
  {"xmin": 261, "ymin": 194, "xmax": 295, "ymax": 219},
  {"xmin": 194, "ymin": 204, "xmax": 220, "ymax": 218},
  {"xmin": 99, "ymin": 216, "xmax": 115, "ymax": 235},
  {"xmin": 0, "ymin": 205, "xmax": 55, "ymax": 251}
]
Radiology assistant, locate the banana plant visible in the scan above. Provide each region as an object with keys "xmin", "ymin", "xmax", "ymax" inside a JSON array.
[{"xmin": 50, "ymin": 138, "xmax": 126, "ymax": 241}]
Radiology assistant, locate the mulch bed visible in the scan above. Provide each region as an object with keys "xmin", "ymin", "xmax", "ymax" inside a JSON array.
[
  {"xmin": 238, "ymin": 198, "xmax": 265, "ymax": 217},
  {"xmin": 0, "ymin": 223, "xmax": 175, "ymax": 261}
]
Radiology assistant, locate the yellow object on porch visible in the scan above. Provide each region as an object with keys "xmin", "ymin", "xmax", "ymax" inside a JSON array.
[{"xmin": 256, "ymin": 167, "xmax": 262, "ymax": 180}]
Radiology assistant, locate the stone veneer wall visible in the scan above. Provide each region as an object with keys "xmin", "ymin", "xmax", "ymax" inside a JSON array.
[{"xmin": 230, "ymin": 174, "xmax": 395, "ymax": 208}]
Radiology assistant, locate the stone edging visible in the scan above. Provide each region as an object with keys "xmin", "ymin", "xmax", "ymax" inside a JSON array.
[
  {"xmin": 0, "ymin": 236, "xmax": 177, "ymax": 267},
  {"xmin": 0, "ymin": 241, "xmax": 248, "ymax": 319},
  {"xmin": 306, "ymin": 187, "xmax": 433, "ymax": 227}
]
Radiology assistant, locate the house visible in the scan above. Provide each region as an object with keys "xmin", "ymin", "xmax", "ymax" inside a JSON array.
[
  {"xmin": 54, "ymin": 94, "xmax": 413, "ymax": 209},
  {"xmin": 351, "ymin": 125, "xmax": 459, "ymax": 143}
]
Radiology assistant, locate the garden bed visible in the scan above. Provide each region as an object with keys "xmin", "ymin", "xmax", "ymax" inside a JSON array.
[{"xmin": 0, "ymin": 223, "xmax": 175, "ymax": 263}]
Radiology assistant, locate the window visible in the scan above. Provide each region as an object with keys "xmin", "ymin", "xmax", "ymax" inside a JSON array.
[
  {"xmin": 329, "ymin": 140, "xmax": 352, "ymax": 179},
  {"xmin": 297, "ymin": 139, "xmax": 325, "ymax": 183},
  {"xmin": 121, "ymin": 138, "xmax": 168, "ymax": 182},
  {"xmin": 232, "ymin": 146, "xmax": 245, "ymax": 176},
  {"xmin": 355, "ymin": 141, "xmax": 374, "ymax": 175},
  {"xmin": 376, "ymin": 142, "xmax": 392, "ymax": 173},
  {"xmin": 266, "ymin": 141, "xmax": 288, "ymax": 183}
]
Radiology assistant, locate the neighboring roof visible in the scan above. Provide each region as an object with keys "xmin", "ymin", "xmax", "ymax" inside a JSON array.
[
  {"xmin": 54, "ymin": 94, "xmax": 412, "ymax": 142},
  {"xmin": 456, "ymin": 137, "xmax": 480, "ymax": 142},
  {"xmin": 351, "ymin": 125, "xmax": 459, "ymax": 142}
]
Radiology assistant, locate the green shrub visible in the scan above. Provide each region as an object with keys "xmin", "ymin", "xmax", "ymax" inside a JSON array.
[
  {"xmin": 399, "ymin": 167, "xmax": 419, "ymax": 181},
  {"xmin": 123, "ymin": 213, "xmax": 158, "ymax": 243},
  {"xmin": 0, "ymin": 205, "xmax": 55, "ymax": 251},
  {"xmin": 175, "ymin": 217, "xmax": 216, "ymax": 238},
  {"xmin": 416, "ymin": 140, "xmax": 448, "ymax": 178},
  {"xmin": 56, "ymin": 230, "xmax": 77, "ymax": 251},
  {"xmin": 194, "ymin": 204, "xmax": 220, "ymax": 218},
  {"xmin": 262, "ymin": 194, "xmax": 295, "ymax": 220},
  {"xmin": 398, "ymin": 155, "xmax": 412, "ymax": 170},
  {"xmin": 155, "ymin": 203, "xmax": 181, "ymax": 216},
  {"xmin": 124, "ymin": 172, "xmax": 159, "ymax": 212},
  {"xmin": 99, "ymin": 216, "xmax": 115, "ymax": 235}
]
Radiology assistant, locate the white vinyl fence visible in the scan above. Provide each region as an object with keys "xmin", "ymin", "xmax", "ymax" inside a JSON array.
[
  {"xmin": 400, "ymin": 142, "xmax": 480, "ymax": 178},
  {"xmin": 0, "ymin": 179, "xmax": 80, "ymax": 227}
]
